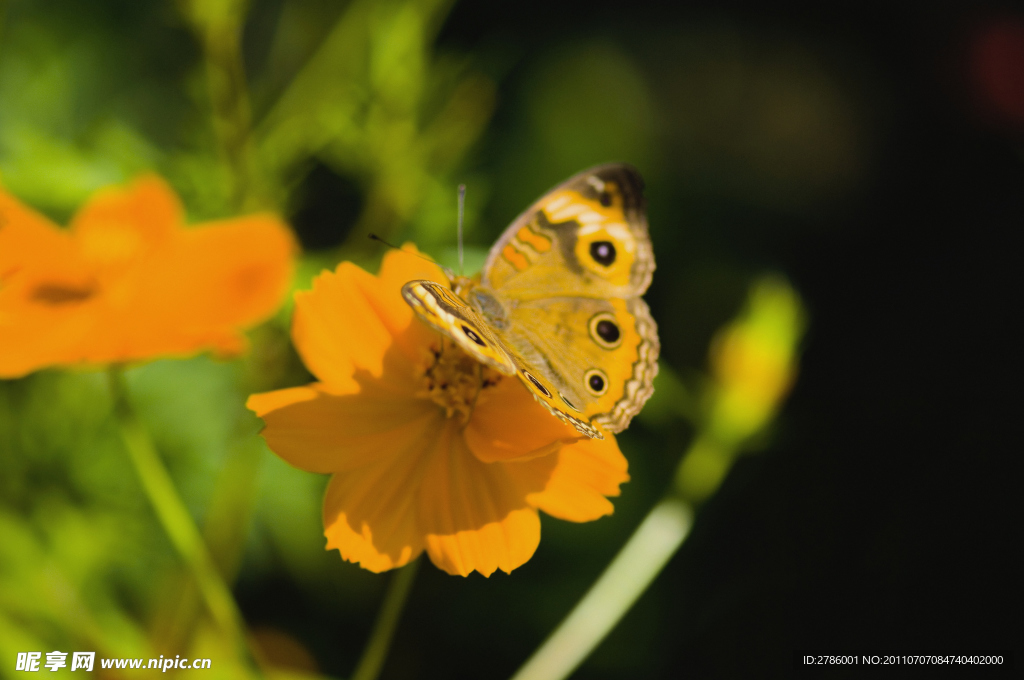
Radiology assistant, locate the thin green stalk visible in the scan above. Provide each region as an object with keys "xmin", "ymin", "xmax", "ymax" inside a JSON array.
[
  {"xmin": 181, "ymin": 0, "xmax": 261, "ymax": 210},
  {"xmin": 509, "ymin": 500, "xmax": 693, "ymax": 680},
  {"xmin": 351, "ymin": 558, "xmax": 420, "ymax": 680},
  {"xmin": 108, "ymin": 367, "xmax": 261, "ymax": 675},
  {"xmin": 155, "ymin": 436, "xmax": 265, "ymax": 655}
]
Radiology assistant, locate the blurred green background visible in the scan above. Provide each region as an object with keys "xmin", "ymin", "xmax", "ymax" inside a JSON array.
[{"xmin": 1, "ymin": 0, "xmax": 1019, "ymax": 677}]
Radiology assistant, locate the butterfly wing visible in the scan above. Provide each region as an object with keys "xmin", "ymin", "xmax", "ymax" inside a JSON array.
[
  {"xmin": 478, "ymin": 164, "xmax": 659, "ymax": 436},
  {"xmin": 498, "ymin": 296, "xmax": 658, "ymax": 434},
  {"xmin": 401, "ymin": 280, "xmax": 517, "ymax": 375},
  {"xmin": 481, "ymin": 163, "xmax": 653, "ymax": 299}
]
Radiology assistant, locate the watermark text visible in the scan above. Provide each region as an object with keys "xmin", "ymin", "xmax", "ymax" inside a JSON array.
[{"xmin": 16, "ymin": 652, "xmax": 211, "ymax": 672}]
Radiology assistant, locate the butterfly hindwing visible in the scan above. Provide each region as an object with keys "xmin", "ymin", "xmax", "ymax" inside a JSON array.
[
  {"xmin": 496, "ymin": 296, "xmax": 659, "ymax": 434},
  {"xmin": 506, "ymin": 352, "xmax": 605, "ymax": 440}
]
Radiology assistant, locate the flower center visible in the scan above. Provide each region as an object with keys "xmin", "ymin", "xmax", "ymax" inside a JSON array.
[
  {"xmin": 30, "ymin": 281, "xmax": 97, "ymax": 305},
  {"xmin": 419, "ymin": 338, "xmax": 502, "ymax": 423}
]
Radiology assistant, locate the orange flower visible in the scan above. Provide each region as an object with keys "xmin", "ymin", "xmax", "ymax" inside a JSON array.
[
  {"xmin": 0, "ymin": 176, "xmax": 296, "ymax": 377},
  {"xmin": 247, "ymin": 248, "xmax": 629, "ymax": 576}
]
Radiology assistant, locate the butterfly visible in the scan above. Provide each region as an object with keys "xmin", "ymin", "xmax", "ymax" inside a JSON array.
[{"xmin": 401, "ymin": 164, "xmax": 658, "ymax": 439}]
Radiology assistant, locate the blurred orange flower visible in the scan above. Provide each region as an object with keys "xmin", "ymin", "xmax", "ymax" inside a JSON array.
[
  {"xmin": 0, "ymin": 176, "xmax": 296, "ymax": 377},
  {"xmin": 247, "ymin": 248, "xmax": 629, "ymax": 576}
]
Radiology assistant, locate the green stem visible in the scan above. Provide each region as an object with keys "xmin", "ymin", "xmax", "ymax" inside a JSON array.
[
  {"xmin": 182, "ymin": 0, "xmax": 261, "ymax": 210},
  {"xmin": 351, "ymin": 558, "xmax": 420, "ymax": 680},
  {"xmin": 509, "ymin": 500, "xmax": 693, "ymax": 680},
  {"xmin": 156, "ymin": 436, "xmax": 265, "ymax": 655},
  {"xmin": 108, "ymin": 367, "xmax": 261, "ymax": 675}
]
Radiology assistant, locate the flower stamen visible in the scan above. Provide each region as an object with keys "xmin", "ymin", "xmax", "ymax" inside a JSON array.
[{"xmin": 418, "ymin": 337, "xmax": 502, "ymax": 423}]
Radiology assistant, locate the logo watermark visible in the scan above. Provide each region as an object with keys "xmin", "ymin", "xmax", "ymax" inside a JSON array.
[{"xmin": 16, "ymin": 652, "xmax": 210, "ymax": 672}]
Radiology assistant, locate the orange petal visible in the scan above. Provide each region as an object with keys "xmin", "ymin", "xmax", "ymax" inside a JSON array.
[
  {"xmin": 48, "ymin": 216, "xmax": 293, "ymax": 366},
  {"xmin": 508, "ymin": 435, "xmax": 630, "ymax": 523},
  {"xmin": 377, "ymin": 245, "xmax": 450, "ymax": 296},
  {"xmin": 168, "ymin": 215, "xmax": 296, "ymax": 328},
  {"xmin": 0, "ymin": 291, "xmax": 100, "ymax": 377},
  {"xmin": 70, "ymin": 175, "xmax": 181, "ymax": 265},
  {"xmin": 465, "ymin": 375, "xmax": 583, "ymax": 463},
  {"xmin": 247, "ymin": 383, "xmax": 441, "ymax": 474},
  {"xmin": 110, "ymin": 213, "xmax": 296, "ymax": 359},
  {"xmin": 0, "ymin": 264, "xmax": 104, "ymax": 378},
  {"xmin": 0, "ymin": 186, "xmax": 77, "ymax": 276},
  {"xmin": 0, "ymin": 190, "xmax": 103, "ymax": 377},
  {"xmin": 322, "ymin": 420, "xmax": 438, "ymax": 572},
  {"xmin": 291, "ymin": 260, "xmax": 435, "ymax": 394},
  {"xmin": 0, "ymin": 178, "xmax": 295, "ymax": 375},
  {"xmin": 419, "ymin": 422, "xmax": 544, "ymax": 576},
  {"xmin": 355, "ymin": 246, "xmax": 449, "ymax": 368}
]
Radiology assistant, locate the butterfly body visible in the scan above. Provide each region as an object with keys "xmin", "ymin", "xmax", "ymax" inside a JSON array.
[{"xmin": 402, "ymin": 164, "xmax": 658, "ymax": 439}]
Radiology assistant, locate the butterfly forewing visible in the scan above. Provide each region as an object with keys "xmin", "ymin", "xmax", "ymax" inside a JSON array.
[
  {"xmin": 481, "ymin": 164, "xmax": 653, "ymax": 300},
  {"xmin": 401, "ymin": 280, "xmax": 517, "ymax": 375}
]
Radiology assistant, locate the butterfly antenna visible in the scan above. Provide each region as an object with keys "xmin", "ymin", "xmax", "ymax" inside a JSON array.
[
  {"xmin": 457, "ymin": 183, "xmax": 466, "ymax": 277},
  {"xmin": 368, "ymin": 233, "xmax": 400, "ymax": 249},
  {"xmin": 368, "ymin": 234, "xmax": 456, "ymax": 281}
]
